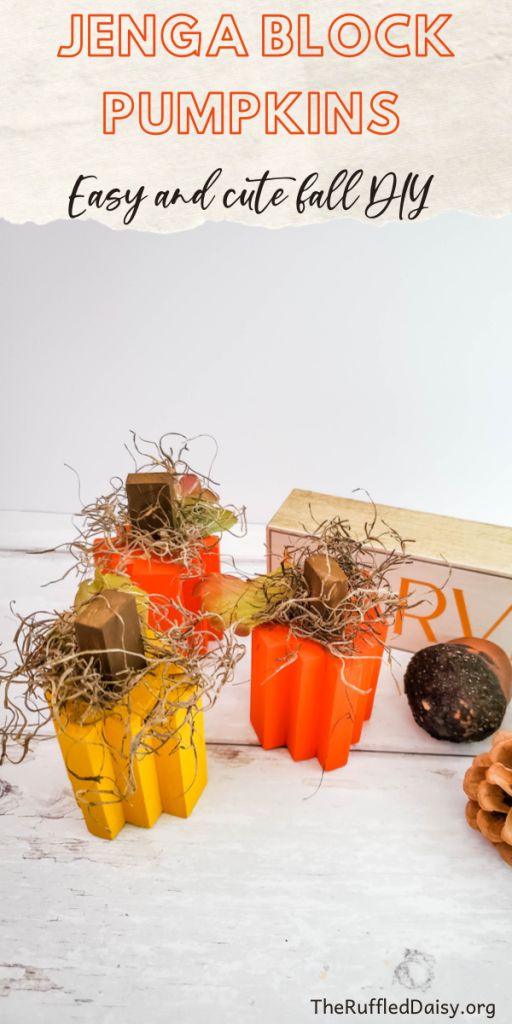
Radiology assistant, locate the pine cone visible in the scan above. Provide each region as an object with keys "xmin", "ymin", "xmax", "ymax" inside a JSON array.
[{"xmin": 464, "ymin": 731, "xmax": 512, "ymax": 865}]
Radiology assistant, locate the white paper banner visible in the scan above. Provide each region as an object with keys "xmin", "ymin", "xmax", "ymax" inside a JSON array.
[{"xmin": 1, "ymin": 2, "xmax": 510, "ymax": 230}]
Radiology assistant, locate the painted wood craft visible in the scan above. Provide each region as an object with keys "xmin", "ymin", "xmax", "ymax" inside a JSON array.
[
  {"xmin": 251, "ymin": 613, "xmax": 387, "ymax": 771},
  {"xmin": 52, "ymin": 670, "xmax": 207, "ymax": 840},
  {"xmin": 94, "ymin": 533, "xmax": 221, "ymax": 630}
]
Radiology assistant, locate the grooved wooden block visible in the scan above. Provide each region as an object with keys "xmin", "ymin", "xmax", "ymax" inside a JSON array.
[
  {"xmin": 153, "ymin": 684, "xmax": 208, "ymax": 818},
  {"xmin": 52, "ymin": 666, "xmax": 207, "ymax": 840},
  {"xmin": 75, "ymin": 589, "xmax": 146, "ymax": 680},
  {"xmin": 52, "ymin": 714, "xmax": 125, "ymax": 840},
  {"xmin": 267, "ymin": 489, "xmax": 512, "ymax": 654},
  {"xmin": 126, "ymin": 471, "xmax": 178, "ymax": 536},
  {"xmin": 93, "ymin": 535, "xmax": 221, "ymax": 632},
  {"xmin": 250, "ymin": 615, "xmax": 387, "ymax": 771}
]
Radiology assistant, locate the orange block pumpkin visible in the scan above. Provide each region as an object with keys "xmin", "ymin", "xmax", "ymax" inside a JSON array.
[
  {"xmin": 250, "ymin": 615, "xmax": 387, "ymax": 771},
  {"xmin": 94, "ymin": 535, "xmax": 220, "ymax": 632}
]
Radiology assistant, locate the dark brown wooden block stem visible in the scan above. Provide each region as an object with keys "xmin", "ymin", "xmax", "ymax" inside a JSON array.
[
  {"xmin": 126, "ymin": 471, "xmax": 178, "ymax": 536},
  {"xmin": 75, "ymin": 590, "xmax": 146, "ymax": 680}
]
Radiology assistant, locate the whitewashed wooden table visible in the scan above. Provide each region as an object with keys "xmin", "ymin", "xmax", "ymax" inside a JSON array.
[{"xmin": 1, "ymin": 514, "xmax": 510, "ymax": 1024}]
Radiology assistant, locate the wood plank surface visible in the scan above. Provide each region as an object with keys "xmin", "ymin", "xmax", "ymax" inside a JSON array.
[{"xmin": 0, "ymin": 740, "xmax": 510, "ymax": 1024}]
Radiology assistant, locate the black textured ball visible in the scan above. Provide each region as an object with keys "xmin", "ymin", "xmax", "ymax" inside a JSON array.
[{"xmin": 404, "ymin": 643, "xmax": 507, "ymax": 743}]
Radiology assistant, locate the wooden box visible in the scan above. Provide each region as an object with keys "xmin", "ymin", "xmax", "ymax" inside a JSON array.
[{"xmin": 267, "ymin": 490, "xmax": 512, "ymax": 654}]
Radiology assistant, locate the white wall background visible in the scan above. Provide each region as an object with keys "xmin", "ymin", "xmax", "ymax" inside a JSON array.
[{"xmin": 0, "ymin": 215, "xmax": 510, "ymax": 528}]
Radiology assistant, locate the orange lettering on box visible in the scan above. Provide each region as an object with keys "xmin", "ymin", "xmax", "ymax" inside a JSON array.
[
  {"xmin": 395, "ymin": 578, "xmax": 512, "ymax": 645},
  {"xmin": 394, "ymin": 577, "xmax": 447, "ymax": 642}
]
